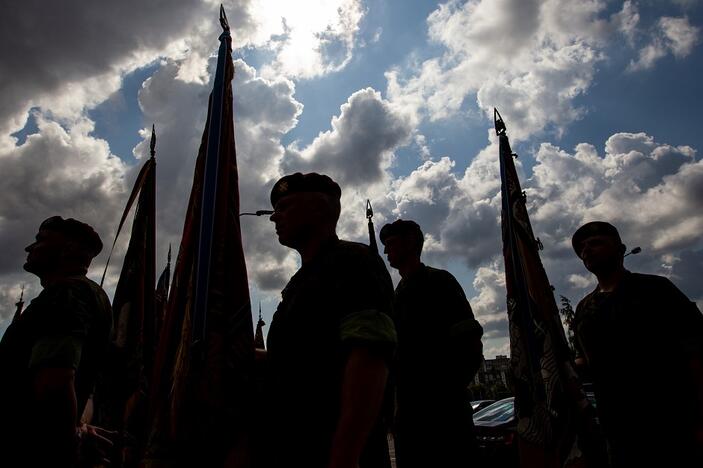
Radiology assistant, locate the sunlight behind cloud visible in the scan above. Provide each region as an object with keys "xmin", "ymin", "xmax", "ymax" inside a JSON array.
[{"xmin": 250, "ymin": 0, "xmax": 364, "ymax": 79}]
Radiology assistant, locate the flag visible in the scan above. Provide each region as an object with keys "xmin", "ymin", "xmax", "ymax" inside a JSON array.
[
  {"xmin": 144, "ymin": 7, "xmax": 254, "ymax": 466},
  {"xmin": 254, "ymin": 302, "xmax": 265, "ymax": 350},
  {"xmin": 96, "ymin": 126, "xmax": 157, "ymax": 466},
  {"xmin": 496, "ymin": 109, "xmax": 587, "ymax": 467},
  {"xmin": 154, "ymin": 244, "xmax": 171, "ymax": 345}
]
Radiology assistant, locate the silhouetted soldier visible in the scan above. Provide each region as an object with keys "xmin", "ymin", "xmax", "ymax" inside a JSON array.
[
  {"xmin": 379, "ymin": 219, "xmax": 483, "ymax": 468},
  {"xmin": 0, "ymin": 217, "xmax": 112, "ymax": 467},
  {"xmin": 261, "ymin": 173, "xmax": 397, "ymax": 468},
  {"xmin": 571, "ymin": 221, "xmax": 703, "ymax": 467}
]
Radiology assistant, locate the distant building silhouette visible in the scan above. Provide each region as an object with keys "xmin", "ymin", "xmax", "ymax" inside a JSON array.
[{"xmin": 473, "ymin": 354, "xmax": 510, "ymax": 388}]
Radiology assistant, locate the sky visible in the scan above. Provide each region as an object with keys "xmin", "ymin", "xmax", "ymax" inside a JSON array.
[{"xmin": 1, "ymin": 0, "xmax": 702, "ymax": 358}]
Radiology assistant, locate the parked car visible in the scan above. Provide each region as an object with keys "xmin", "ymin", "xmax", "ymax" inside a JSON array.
[
  {"xmin": 470, "ymin": 399, "xmax": 496, "ymax": 412},
  {"xmin": 473, "ymin": 397, "xmax": 518, "ymax": 468}
]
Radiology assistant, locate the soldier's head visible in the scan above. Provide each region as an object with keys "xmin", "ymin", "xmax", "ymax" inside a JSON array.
[
  {"xmin": 380, "ymin": 219, "xmax": 424, "ymax": 269},
  {"xmin": 572, "ymin": 221, "xmax": 626, "ymax": 275},
  {"xmin": 270, "ymin": 172, "xmax": 341, "ymax": 249},
  {"xmin": 24, "ymin": 216, "xmax": 103, "ymax": 278}
]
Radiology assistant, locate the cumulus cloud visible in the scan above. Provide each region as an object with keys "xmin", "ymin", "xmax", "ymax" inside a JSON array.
[
  {"xmin": 0, "ymin": 0, "xmax": 222, "ymax": 148},
  {"xmin": 387, "ymin": 132, "xmax": 511, "ymax": 269},
  {"xmin": 283, "ymin": 88, "xmax": 412, "ymax": 187},
  {"xmin": 383, "ymin": 0, "xmax": 697, "ymax": 141},
  {"xmin": 0, "ymin": 0, "xmax": 366, "ymax": 149},
  {"xmin": 628, "ymin": 16, "xmax": 700, "ymax": 71},
  {"xmin": 384, "ymin": 0, "xmax": 646, "ymax": 140}
]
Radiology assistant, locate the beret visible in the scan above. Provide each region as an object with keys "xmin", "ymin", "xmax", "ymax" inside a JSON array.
[
  {"xmin": 572, "ymin": 221, "xmax": 622, "ymax": 256},
  {"xmin": 40, "ymin": 216, "xmax": 103, "ymax": 258},
  {"xmin": 379, "ymin": 219, "xmax": 423, "ymax": 245},
  {"xmin": 270, "ymin": 172, "xmax": 341, "ymax": 207}
]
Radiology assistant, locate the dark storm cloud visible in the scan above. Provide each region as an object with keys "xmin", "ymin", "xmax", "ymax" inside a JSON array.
[{"xmin": 0, "ymin": 0, "xmax": 257, "ymax": 136}]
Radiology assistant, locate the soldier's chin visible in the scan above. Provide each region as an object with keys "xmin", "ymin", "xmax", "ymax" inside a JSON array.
[
  {"xmin": 276, "ymin": 233, "xmax": 297, "ymax": 248},
  {"xmin": 23, "ymin": 261, "xmax": 37, "ymax": 274}
]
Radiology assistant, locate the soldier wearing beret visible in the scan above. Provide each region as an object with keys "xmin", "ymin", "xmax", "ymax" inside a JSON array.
[
  {"xmin": 0, "ymin": 217, "xmax": 112, "ymax": 467},
  {"xmin": 260, "ymin": 173, "xmax": 397, "ymax": 468},
  {"xmin": 379, "ymin": 219, "xmax": 483, "ymax": 468},
  {"xmin": 571, "ymin": 221, "xmax": 703, "ymax": 467}
]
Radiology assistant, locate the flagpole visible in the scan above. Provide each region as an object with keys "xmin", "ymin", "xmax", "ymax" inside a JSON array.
[
  {"xmin": 495, "ymin": 109, "xmax": 542, "ymax": 389},
  {"xmin": 192, "ymin": 5, "xmax": 232, "ymax": 349}
]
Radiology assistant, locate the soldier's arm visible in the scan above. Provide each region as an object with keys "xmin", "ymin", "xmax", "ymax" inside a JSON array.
[
  {"xmin": 328, "ymin": 248, "xmax": 397, "ymax": 468},
  {"xmin": 29, "ymin": 283, "xmax": 93, "ymax": 465},
  {"xmin": 442, "ymin": 273, "xmax": 484, "ymax": 377},
  {"xmin": 658, "ymin": 278, "xmax": 703, "ymax": 439},
  {"xmin": 328, "ymin": 347, "xmax": 388, "ymax": 468},
  {"xmin": 33, "ymin": 366, "xmax": 80, "ymax": 465}
]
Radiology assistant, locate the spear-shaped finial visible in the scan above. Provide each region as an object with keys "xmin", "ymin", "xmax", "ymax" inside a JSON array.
[
  {"xmin": 150, "ymin": 124, "xmax": 156, "ymax": 158},
  {"xmin": 13, "ymin": 285, "xmax": 26, "ymax": 323},
  {"xmin": 366, "ymin": 200, "xmax": 379, "ymax": 254},
  {"xmin": 258, "ymin": 301, "xmax": 262, "ymax": 322},
  {"xmin": 167, "ymin": 243, "xmax": 172, "ymax": 265},
  {"xmin": 220, "ymin": 4, "xmax": 230, "ymax": 32},
  {"xmin": 494, "ymin": 108, "xmax": 507, "ymax": 136}
]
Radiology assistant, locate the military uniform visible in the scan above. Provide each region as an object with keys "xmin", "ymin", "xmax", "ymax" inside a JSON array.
[
  {"xmin": 0, "ymin": 276, "xmax": 112, "ymax": 465},
  {"xmin": 574, "ymin": 271, "xmax": 703, "ymax": 467},
  {"xmin": 391, "ymin": 264, "xmax": 483, "ymax": 468},
  {"xmin": 263, "ymin": 237, "xmax": 397, "ymax": 468}
]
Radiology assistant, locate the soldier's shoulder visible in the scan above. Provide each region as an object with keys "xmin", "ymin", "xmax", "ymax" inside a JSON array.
[
  {"xmin": 625, "ymin": 272, "xmax": 687, "ymax": 299},
  {"xmin": 424, "ymin": 265, "xmax": 459, "ymax": 283},
  {"xmin": 332, "ymin": 239, "xmax": 377, "ymax": 261},
  {"xmin": 575, "ymin": 288, "xmax": 599, "ymax": 313},
  {"xmin": 58, "ymin": 276, "xmax": 108, "ymax": 299},
  {"xmin": 53, "ymin": 276, "xmax": 111, "ymax": 318},
  {"xmin": 627, "ymin": 271, "xmax": 669, "ymax": 286}
]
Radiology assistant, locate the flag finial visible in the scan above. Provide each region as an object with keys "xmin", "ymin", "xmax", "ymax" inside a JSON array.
[
  {"xmin": 366, "ymin": 199, "xmax": 373, "ymax": 220},
  {"xmin": 167, "ymin": 243, "xmax": 172, "ymax": 265},
  {"xmin": 494, "ymin": 108, "xmax": 506, "ymax": 136},
  {"xmin": 150, "ymin": 124, "xmax": 156, "ymax": 158},
  {"xmin": 220, "ymin": 5, "xmax": 230, "ymax": 32}
]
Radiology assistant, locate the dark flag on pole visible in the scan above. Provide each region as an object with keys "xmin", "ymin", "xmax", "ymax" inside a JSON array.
[
  {"xmin": 254, "ymin": 302, "xmax": 265, "ymax": 350},
  {"xmin": 496, "ymin": 109, "xmax": 591, "ymax": 467},
  {"xmin": 96, "ymin": 125, "xmax": 157, "ymax": 466},
  {"xmin": 144, "ymin": 6, "xmax": 254, "ymax": 466},
  {"xmin": 154, "ymin": 244, "xmax": 171, "ymax": 344}
]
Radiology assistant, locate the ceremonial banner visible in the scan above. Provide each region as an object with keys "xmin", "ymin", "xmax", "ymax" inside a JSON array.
[
  {"xmin": 497, "ymin": 109, "xmax": 587, "ymax": 467},
  {"xmin": 144, "ymin": 8, "xmax": 254, "ymax": 467}
]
